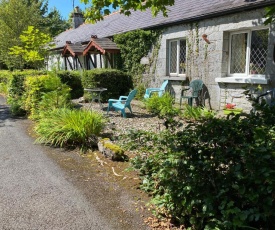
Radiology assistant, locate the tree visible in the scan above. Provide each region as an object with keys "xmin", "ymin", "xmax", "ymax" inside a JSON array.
[
  {"xmin": 0, "ymin": 0, "xmax": 48, "ymax": 69},
  {"xmin": 80, "ymin": 0, "xmax": 175, "ymax": 22},
  {"xmin": 9, "ymin": 26, "xmax": 53, "ymax": 69},
  {"xmin": 42, "ymin": 7, "xmax": 71, "ymax": 37},
  {"xmin": 0, "ymin": 0, "xmax": 68, "ymax": 69},
  {"xmin": 264, "ymin": 5, "xmax": 275, "ymax": 24}
]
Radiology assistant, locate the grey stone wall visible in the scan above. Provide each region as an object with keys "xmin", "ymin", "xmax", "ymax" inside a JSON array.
[{"xmin": 151, "ymin": 8, "xmax": 274, "ymax": 111}]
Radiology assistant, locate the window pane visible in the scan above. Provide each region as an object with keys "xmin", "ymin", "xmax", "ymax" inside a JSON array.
[
  {"xmin": 230, "ymin": 33, "xmax": 247, "ymax": 74},
  {"xmin": 179, "ymin": 40, "xmax": 186, "ymax": 74},
  {"xmin": 249, "ymin": 29, "xmax": 268, "ymax": 75},
  {"xmin": 169, "ymin": 41, "xmax": 177, "ymax": 73}
]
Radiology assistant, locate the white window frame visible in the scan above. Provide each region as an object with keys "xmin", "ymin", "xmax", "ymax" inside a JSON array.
[
  {"xmin": 216, "ymin": 27, "xmax": 269, "ymax": 84},
  {"xmin": 228, "ymin": 28, "xmax": 268, "ymax": 79},
  {"xmin": 168, "ymin": 38, "xmax": 186, "ymax": 77}
]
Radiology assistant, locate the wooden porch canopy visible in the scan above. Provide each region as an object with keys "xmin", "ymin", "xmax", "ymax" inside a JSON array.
[
  {"xmin": 62, "ymin": 41, "xmax": 85, "ymax": 69},
  {"xmin": 62, "ymin": 41, "xmax": 85, "ymax": 57},
  {"xmin": 61, "ymin": 37, "xmax": 120, "ymax": 69},
  {"xmin": 83, "ymin": 36, "xmax": 120, "ymax": 55}
]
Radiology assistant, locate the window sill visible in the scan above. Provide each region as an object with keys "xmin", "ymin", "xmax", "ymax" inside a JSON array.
[
  {"xmin": 215, "ymin": 76, "xmax": 269, "ymax": 84},
  {"xmin": 163, "ymin": 76, "xmax": 187, "ymax": 81}
]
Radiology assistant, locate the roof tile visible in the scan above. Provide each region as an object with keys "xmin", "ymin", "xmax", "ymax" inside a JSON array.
[{"xmin": 54, "ymin": 0, "xmax": 273, "ymax": 48}]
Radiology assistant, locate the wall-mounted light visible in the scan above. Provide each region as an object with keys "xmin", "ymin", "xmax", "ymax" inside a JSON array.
[{"xmin": 202, "ymin": 34, "xmax": 210, "ymax": 44}]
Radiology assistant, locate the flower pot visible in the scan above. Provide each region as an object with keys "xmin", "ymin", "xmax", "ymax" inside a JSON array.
[{"xmin": 223, "ymin": 108, "xmax": 243, "ymax": 115}]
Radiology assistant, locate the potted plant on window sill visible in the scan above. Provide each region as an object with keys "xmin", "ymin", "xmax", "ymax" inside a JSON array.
[{"xmin": 223, "ymin": 103, "xmax": 243, "ymax": 115}]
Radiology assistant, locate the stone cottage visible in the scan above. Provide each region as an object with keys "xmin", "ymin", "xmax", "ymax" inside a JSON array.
[{"xmin": 50, "ymin": 0, "xmax": 275, "ymax": 111}]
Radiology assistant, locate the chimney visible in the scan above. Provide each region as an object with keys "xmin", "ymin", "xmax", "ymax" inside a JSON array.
[{"xmin": 72, "ymin": 6, "xmax": 84, "ymax": 29}]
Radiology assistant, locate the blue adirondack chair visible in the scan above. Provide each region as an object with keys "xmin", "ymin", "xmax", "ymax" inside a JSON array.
[
  {"xmin": 144, "ymin": 80, "xmax": 169, "ymax": 99},
  {"xmin": 107, "ymin": 89, "xmax": 138, "ymax": 118},
  {"xmin": 180, "ymin": 79, "xmax": 204, "ymax": 108}
]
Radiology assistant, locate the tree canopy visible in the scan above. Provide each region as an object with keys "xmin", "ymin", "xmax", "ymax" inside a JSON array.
[
  {"xmin": 42, "ymin": 7, "xmax": 71, "ymax": 37},
  {"xmin": 9, "ymin": 26, "xmax": 53, "ymax": 69},
  {"xmin": 80, "ymin": 0, "xmax": 175, "ymax": 22},
  {"xmin": 264, "ymin": 5, "xmax": 275, "ymax": 24},
  {"xmin": 0, "ymin": 0, "xmax": 69, "ymax": 69}
]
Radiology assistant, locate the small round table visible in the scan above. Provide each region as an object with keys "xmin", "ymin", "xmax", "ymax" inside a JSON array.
[{"xmin": 84, "ymin": 88, "xmax": 107, "ymax": 110}]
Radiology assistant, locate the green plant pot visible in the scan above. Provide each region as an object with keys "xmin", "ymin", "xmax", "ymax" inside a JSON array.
[{"xmin": 223, "ymin": 108, "xmax": 243, "ymax": 115}]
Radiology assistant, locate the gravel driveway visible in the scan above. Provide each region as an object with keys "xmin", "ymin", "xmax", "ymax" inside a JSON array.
[{"xmin": 0, "ymin": 95, "xmax": 151, "ymax": 230}]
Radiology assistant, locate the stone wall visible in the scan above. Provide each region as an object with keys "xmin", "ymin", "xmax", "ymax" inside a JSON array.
[{"xmin": 152, "ymin": 8, "xmax": 275, "ymax": 111}]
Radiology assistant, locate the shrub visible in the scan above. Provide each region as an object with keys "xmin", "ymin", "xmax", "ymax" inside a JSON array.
[
  {"xmin": 7, "ymin": 72, "xmax": 28, "ymax": 116},
  {"xmin": 23, "ymin": 74, "xmax": 71, "ymax": 119},
  {"xmin": 7, "ymin": 70, "xmax": 46, "ymax": 116},
  {"xmin": 135, "ymin": 82, "xmax": 146, "ymax": 101},
  {"xmin": 81, "ymin": 69, "xmax": 133, "ymax": 102},
  {"xmin": 144, "ymin": 93, "xmax": 180, "ymax": 129},
  {"xmin": 181, "ymin": 104, "xmax": 216, "ymax": 121},
  {"xmin": 56, "ymin": 70, "xmax": 83, "ymax": 99},
  {"xmin": 0, "ymin": 70, "xmax": 12, "ymax": 94},
  {"xmin": 145, "ymin": 93, "xmax": 179, "ymax": 117},
  {"xmin": 34, "ymin": 108, "xmax": 106, "ymax": 152},
  {"xmin": 128, "ymin": 107, "xmax": 275, "ymax": 229}
]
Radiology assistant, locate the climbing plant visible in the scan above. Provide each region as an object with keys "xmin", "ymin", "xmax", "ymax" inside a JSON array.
[
  {"xmin": 114, "ymin": 29, "xmax": 161, "ymax": 81},
  {"xmin": 186, "ymin": 22, "xmax": 201, "ymax": 82}
]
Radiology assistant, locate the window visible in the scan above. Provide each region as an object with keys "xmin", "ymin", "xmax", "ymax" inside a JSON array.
[
  {"xmin": 169, "ymin": 39, "xmax": 186, "ymax": 76},
  {"xmin": 229, "ymin": 29, "xmax": 269, "ymax": 76}
]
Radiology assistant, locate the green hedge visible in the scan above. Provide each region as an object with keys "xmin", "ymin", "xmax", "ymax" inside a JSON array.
[
  {"xmin": 0, "ymin": 70, "xmax": 12, "ymax": 94},
  {"xmin": 6, "ymin": 70, "xmax": 72, "ymax": 117},
  {"xmin": 7, "ymin": 70, "xmax": 46, "ymax": 116},
  {"xmin": 23, "ymin": 74, "xmax": 71, "ymax": 119},
  {"xmin": 56, "ymin": 70, "xmax": 83, "ymax": 99},
  {"xmin": 81, "ymin": 69, "xmax": 133, "ymax": 102}
]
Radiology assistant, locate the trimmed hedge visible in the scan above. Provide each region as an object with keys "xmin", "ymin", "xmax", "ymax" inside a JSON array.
[
  {"xmin": 0, "ymin": 70, "xmax": 12, "ymax": 94},
  {"xmin": 7, "ymin": 70, "xmax": 46, "ymax": 116},
  {"xmin": 56, "ymin": 70, "xmax": 83, "ymax": 99},
  {"xmin": 81, "ymin": 69, "xmax": 133, "ymax": 102}
]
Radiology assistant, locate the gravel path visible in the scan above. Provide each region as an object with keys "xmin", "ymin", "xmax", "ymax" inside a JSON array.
[{"xmin": 76, "ymin": 99, "xmax": 167, "ymax": 138}]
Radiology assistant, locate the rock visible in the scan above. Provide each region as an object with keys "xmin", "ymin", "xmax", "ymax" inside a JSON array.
[{"xmin": 98, "ymin": 138, "xmax": 128, "ymax": 161}]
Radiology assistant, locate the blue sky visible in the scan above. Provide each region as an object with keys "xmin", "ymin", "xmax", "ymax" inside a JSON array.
[{"xmin": 47, "ymin": 0, "xmax": 88, "ymax": 19}]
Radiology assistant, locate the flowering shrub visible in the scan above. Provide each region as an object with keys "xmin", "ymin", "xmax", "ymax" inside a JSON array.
[{"xmin": 225, "ymin": 103, "xmax": 236, "ymax": 109}]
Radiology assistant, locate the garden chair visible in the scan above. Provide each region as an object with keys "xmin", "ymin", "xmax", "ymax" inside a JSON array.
[
  {"xmin": 180, "ymin": 79, "xmax": 204, "ymax": 108},
  {"xmin": 107, "ymin": 89, "xmax": 137, "ymax": 118},
  {"xmin": 144, "ymin": 80, "xmax": 169, "ymax": 99}
]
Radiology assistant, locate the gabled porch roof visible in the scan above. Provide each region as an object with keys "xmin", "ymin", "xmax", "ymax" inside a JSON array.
[
  {"xmin": 62, "ymin": 37, "xmax": 120, "ymax": 57},
  {"xmin": 83, "ymin": 36, "xmax": 120, "ymax": 55},
  {"xmin": 62, "ymin": 41, "xmax": 85, "ymax": 57}
]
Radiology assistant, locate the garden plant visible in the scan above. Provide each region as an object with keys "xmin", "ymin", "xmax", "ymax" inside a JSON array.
[
  {"xmin": 121, "ymin": 97, "xmax": 275, "ymax": 229},
  {"xmin": 34, "ymin": 107, "xmax": 106, "ymax": 152}
]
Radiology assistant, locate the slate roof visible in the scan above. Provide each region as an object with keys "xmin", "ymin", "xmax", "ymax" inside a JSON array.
[{"xmin": 54, "ymin": 0, "xmax": 274, "ymax": 49}]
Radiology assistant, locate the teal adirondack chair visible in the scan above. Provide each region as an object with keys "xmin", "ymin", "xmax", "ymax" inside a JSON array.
[
  {"xmin": 180, "ymin": 79, "xmax": 204, "ymax": 108},
  {"xmin": 107, "ymin": 89, "xmax": 138, "ymax": 118},
  {"xmin": 144, "ymin": 80, "xmax": 169, "ymax": 99}
]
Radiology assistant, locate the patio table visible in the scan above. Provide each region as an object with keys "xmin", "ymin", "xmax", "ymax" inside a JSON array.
[{"xmin": 84, "ymin": 88, "xmax": 107, "ymax": 110}]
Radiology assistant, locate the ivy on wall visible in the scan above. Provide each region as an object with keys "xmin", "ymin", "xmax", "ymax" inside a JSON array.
[
  {"xmin": 186, "ymin": 21, "xmax": 211, "ymax": 84},
  {"xmin": 114, "ymin": 29, "xmax": 161, "ymax": 78}
]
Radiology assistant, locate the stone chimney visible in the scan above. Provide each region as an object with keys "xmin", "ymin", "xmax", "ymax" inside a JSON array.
[{"xmin": 72, "ymin": 6, "xmax": 84, "ymax": 29}]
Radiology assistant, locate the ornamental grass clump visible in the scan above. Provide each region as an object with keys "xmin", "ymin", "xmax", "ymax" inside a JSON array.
[
  {"xmin": 34, "ymin": 108, "xmax": 106, "ymax": 151},
  {"xmin": 181, "ymin": 104, "xmax": 216, "ymax": 121}
]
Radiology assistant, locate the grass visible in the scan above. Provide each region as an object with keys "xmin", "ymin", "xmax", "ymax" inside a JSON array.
[{"xmin": 34, "ymin": 107, "xmax": 106, "ymax": 151}]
